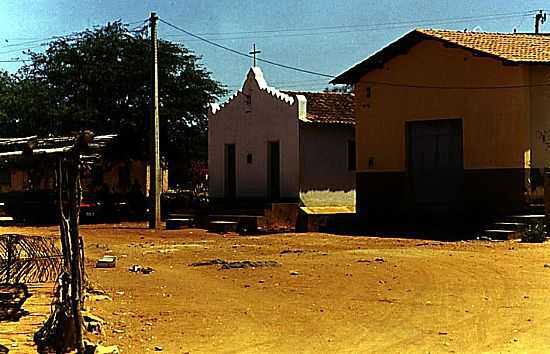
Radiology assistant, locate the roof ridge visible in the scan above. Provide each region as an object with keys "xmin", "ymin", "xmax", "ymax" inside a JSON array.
[
  {"xmin": 209, "ymin": 90, "xmax": 239, "ymax": 115},
  {"xmin": 250, "ymin": 67, "xmax": 295, "ymax": 105},
  {"xmin": 285, "ymin": 90, "xmax": 354, "ymax": 96},
  {"xmin": 333, "ymin": 28, "xmax": 550, "ymax": 84},
  {"xmin": 417, "ymin": 28, "xmax": 547, "ymax": 35}
]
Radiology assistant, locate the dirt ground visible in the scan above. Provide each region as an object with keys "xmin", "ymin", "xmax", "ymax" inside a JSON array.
[{"xmin": 3, "ymin": 223, "xmax": 550, "ymax": 353}]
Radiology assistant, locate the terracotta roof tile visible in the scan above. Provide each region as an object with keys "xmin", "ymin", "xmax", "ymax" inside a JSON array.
[
  {"xmin": 332, "ymin": 29, "xmax": 550, "ymax": 84},
  {"xmin": 418, "ymin": 29, "xmax": 550, "ymax": 62},
  {"xmin": 283, "ymin": 91, "xmax": 355, "ymax": 125}
]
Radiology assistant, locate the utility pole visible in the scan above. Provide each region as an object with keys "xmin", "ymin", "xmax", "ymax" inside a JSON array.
[
  {"xmin": 535, "ymin": 10, "xmax": 546, "ymax": 34},
  {"xmin": 149, "ymin": 12, "xmax": 161, "ymax": 230}
]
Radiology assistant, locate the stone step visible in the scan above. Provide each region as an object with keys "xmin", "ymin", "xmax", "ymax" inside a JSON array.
[
  {"xmin": 507, "ymin": 214, "xmax": 545, "ymax": 224},
  {"xmin": 208, "ymin": 220, "xmax": 238, "ymax": 234},
  {"xmin": 167, "ymin": 213, "xmax": 195, "ymax": 219},
  {"xmin": 482, "ymin": 229, "xmax": 522, "ymax": 241},
  {"xmin": 491, "ymin": 222, "xmax": 528, "ymax": 231},
  {"xmin": 208, "ymin": 214, "xmax": 262, "ymax": 234},
  {"xmin": 165, "ymin": 218, "xmax": 193, "ymax": 230}
]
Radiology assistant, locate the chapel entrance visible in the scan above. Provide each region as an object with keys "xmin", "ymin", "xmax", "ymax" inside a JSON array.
[
  {"xmin": 224, "ymin": 144, "xmax": 236, "ymax": 199},
  {"xmin": 267, "ymin": 141, "xmax": 280, "ymax": 201}
]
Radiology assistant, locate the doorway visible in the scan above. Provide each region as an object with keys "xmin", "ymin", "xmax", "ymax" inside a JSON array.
[
  {"xmin": 224, "ymin": 144, "xmax": 236, "ymax": 199},
  {"xmin": 407, "ymin": 119, "xmax": 463, "ymax": 213},
  {"xmin": 267, "ymin": 141, "xmax": 280, "ymax": 200}
]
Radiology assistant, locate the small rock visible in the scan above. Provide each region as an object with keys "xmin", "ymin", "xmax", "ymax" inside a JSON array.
[
  {"xmin": 141, "ymin": 267, "xmax": 154, "ymax": 274},
  {"xmin": 374, "ymin": 258, "xmax": 385, "ymax": 262},
  {"xmin": 544, "ymin": 264, "xmax": 550, "ymax": 268},
  {"xmin": 290, "ymin": 271, "xmax": 300, "ymax": 276},
  {"xmin": 129, "ymin": 265, "xmax": 142, "ymax": 273},
  {"xmin": 94, "ymin": 345, "xmax": 120, "ymax": 354},
  {"xmin": 439, "ymin": 331, "xmax": 448, "ymax": 335},
  {"xmin": 258, "ymin": 280, "xmax": 265, "ymax": 283},
  {"xmin": 154, "ymin": 346, "xmax": 163, "ymax": 351}
]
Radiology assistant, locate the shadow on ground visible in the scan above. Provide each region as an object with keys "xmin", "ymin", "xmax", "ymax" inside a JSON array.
[{"xmin": 0, "ymin": 283, "xmax": 30, "ymax": 322}]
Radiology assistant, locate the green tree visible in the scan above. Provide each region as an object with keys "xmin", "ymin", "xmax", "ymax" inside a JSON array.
[{"xmin": 11, "ymin": 21, "xmax": 226, "ymax": 183}]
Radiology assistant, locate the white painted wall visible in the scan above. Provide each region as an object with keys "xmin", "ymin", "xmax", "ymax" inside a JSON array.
[{"xmin": 208, "ymin": 68, "xmax": 300, "ymax": 200}]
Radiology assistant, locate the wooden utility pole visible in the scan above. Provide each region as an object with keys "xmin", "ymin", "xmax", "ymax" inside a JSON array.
[{"xmin": 149, "ymin": 12, "xmax": 161, "ymax": 230}]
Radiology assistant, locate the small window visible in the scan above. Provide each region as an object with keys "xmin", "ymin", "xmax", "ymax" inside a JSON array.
[
  {"xmin": 247, "ymin": 154, "xmax": 253, "ymax": 164},
  {"xmin": 245, "ymin": 93, "xmax": 252, "ymax": 113},
  {"xmin": 348, "ymin": 140, "xmax": 356, "ymax": 171}
]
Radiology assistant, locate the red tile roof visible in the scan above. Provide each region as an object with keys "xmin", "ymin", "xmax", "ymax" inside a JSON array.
[
  {"xmin": 284, "ymin": 91, "xmax": 355, "ymax": 125},
  {"xmin": 418, "ymin": 29, "xmax": 550, "ymax": 62},
  {"xmin": 332, "ymin": 29, "xmax": 550, "ymax": 84}
]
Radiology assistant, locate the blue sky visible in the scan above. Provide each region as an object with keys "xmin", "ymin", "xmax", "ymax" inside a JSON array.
[{"xmin": 0, "ymin": 1, "xmax": 548, "ymax": 100}]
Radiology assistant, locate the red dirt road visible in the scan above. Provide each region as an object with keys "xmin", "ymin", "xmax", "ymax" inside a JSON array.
[{"xmin": 3, "ymin": 223, "xmax": 550, "ymax": 353}]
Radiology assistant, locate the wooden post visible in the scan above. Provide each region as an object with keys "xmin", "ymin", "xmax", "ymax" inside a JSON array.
[
  {"xmin": 545, "ymin": 169, "xmax": 550, "ymax": 229},
  {"xmin": 68, "ymin": 158, "xmax": 84, "ymax": 354},
  {"xmin": 149, "ymin": 11, "xmax": 161, "ymax": 230}
]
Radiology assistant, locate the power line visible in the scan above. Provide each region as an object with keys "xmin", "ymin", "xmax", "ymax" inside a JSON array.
[
  {"xmin": 159, "ymin": 18, "xmax": 335, "ymax": 78},
  {"xmin": 165, "ymin": 10, "xmax": 535, "ymax": 38},
  {"xmin": 0, "ymin": 19, "xmax": 148, "ymax": 52},
  {"xmin": 0, "ymin": 44, "xmax": 48, "ymax": 56}
]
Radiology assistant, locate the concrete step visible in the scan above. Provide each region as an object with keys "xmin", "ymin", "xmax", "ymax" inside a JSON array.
[
  {"xmin": 481, "ymin": 229, "xmax": 522, "ymax": 241},
  {"xmin": 491, "ymin": 222, "xmax": 528, "ymax": 231},
  {"xmin": 166, "ymin": 218, "xmax": 193, "ymax": 230},
  {"xmin": 527, "ymin": 203, "xmax": 544, "ymax": 213},
  {"xmin": 507, "ymin": 214, "xmax": 545, "ymax": 224},
  {"xmin": 208, "ymin": 220, "xmax": 238, "ymax": 234}
]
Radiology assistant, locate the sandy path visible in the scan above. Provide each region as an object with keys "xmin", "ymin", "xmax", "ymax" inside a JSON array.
[{"xmin": 2, "ymin": 223, "xmax": 550, "ymax": 353}]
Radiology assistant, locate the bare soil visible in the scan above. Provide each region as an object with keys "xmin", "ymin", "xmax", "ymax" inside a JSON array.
[{"xmin": 3, "ymin": 223, "xmax": 550, "ymax": 353}]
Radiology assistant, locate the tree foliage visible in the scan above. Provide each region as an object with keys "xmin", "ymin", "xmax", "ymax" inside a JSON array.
[{"xmin": 0, "ymin": 21, "xmax": 226, "ymax": 176}]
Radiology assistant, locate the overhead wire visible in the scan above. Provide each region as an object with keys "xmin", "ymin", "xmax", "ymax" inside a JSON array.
[
  {"xmin": 164, "ymin": 10, "xmax": 536, "ymax": 38},
  {"xmin": 159, "ymin": 18, "xmax": 335, "ymax": 78},
  {"xmin": 0, "ymin": 18, "xmax": 149, "ymax": 64}
]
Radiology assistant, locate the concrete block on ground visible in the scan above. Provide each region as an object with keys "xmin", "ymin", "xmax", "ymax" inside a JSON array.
[{"xmin": 208, "ymin": 221, "xmax": 238, "ymax": 234}]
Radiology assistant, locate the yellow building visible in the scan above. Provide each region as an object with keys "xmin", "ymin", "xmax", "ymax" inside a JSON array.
[{"xmin": 332, "ymin": 29, "xmax": 550, "ymax": 222}]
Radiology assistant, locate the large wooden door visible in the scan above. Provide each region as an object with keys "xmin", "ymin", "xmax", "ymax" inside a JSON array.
[
  {"xmin": 224, "ymin": 144, "xmax": 236, "ymax": 199},
  {"xmin": 407, "ymin": 119, "xmax": 463, "ymax": 213},
  {"xmin": 267, "ymin": 141, "xmax": 280, "ymax": 201}
]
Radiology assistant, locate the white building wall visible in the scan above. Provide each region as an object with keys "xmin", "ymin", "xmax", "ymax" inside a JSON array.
[{"xmin": 208, "ymin": 68, "xmax": 300, "ymax": 200}]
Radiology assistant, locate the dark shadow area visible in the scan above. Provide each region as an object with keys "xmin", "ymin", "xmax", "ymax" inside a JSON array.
[
  {"xmin": 305, "ymin": 213, "xmax": 484, "ymax": 241},
  {"xmin": 0, "ymin": 283, "xmax": 30, "ymax": 322}
]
